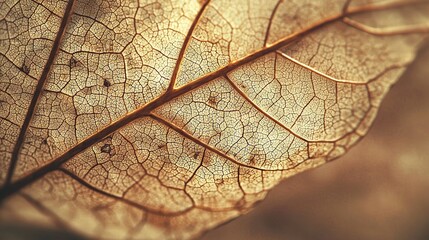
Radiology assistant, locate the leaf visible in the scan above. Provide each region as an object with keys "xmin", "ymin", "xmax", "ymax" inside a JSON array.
[
  {"xmin": 0, "ymin": 0, "xmax": 428, "ymax": 239},
  {"xmin": 201, "ymin": 44, "xmax": 429, "ymax": 239}
]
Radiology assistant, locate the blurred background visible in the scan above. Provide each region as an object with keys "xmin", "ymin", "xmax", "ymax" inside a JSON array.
[{"xmin": 202, "ymin": 42, "xmax": 429, "ymax": 240}]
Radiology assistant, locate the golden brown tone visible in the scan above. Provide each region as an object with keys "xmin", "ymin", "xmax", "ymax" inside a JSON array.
[
  {"xmin": 0, "ymin": 0, "xmax": 428, "ymax": 239},
  {"xmin": 203, "ymin": 42, "xmax": 429, "ymax": 240}
]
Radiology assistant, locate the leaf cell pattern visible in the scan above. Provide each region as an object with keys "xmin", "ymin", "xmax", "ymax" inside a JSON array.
[{"xmin": 0, "ymin": 0, "xmax": 428, "ymax": 239}]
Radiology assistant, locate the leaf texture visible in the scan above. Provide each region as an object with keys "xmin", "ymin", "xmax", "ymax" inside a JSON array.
[{"xmin": 0, "ymin": 0, "xmax": 428, "ymax": 239}]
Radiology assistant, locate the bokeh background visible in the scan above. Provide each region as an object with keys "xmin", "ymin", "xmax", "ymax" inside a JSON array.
[{"xmin": 202, "ymin": 41, "xmax": 429, "ymax": 240}]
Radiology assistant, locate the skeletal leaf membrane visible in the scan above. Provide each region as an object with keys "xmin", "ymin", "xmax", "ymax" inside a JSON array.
[{"xmin": 0, "ymin": 0, "xmax": 428, "ymax": 239}]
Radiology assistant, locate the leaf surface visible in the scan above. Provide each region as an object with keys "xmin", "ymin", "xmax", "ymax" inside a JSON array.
[{"xmin": 0, "ymin": 0, "xmax": 428, "ymax": 239}]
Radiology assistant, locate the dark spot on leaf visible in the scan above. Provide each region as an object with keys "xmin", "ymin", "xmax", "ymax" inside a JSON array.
[
  {"xmin": 103, "ymin": 79, "xmax": 111, "ymax": 87},
  {"xmin": 193, "ymin": 152, "xmax": 200, "ymax": 159},
  {"xmin": 100, "ymin": 144, "xmax": 111, "ymax": 154},
  {"xmin": 158, "ymin": 144, "xmax": 166, "ymax": 149},
  {"xmin": 69, "ymin": 57, "xmax": 79, "ymax": 68},
  {"xmin": 208, "ymin": 95, "xmax": 218, "ymax": 106},
  {"xmin": 249, "ymin": 156, "xmax": 256, "ymax": 165},
  {"xmin": 42, "ymin": 139, "xmax": 48, "ymax": 145},
  {"xmin": 21, "ymin": 63, "xmax": 30, "ymax": 74}
]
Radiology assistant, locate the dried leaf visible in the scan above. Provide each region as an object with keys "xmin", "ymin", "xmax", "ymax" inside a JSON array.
[{"xmin": 0, "ymin": 0, "xmax": 428, "ymax": 239}]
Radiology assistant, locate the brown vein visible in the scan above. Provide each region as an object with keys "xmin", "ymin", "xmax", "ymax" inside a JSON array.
[
  {"xmin": 276, "ymin": 51, "xmax": 411, "ymax": 89},
  {"xmin": 149, "ymin": 113, "xmax": 290, "ymax": 172},
  {"xmin": 224, "ymin": 75, "xmax": 312, "ymax": 142},
  {"xmin": 58, "ymin": 168, "xmax": 194, "ymax": 216},
  {"xmin": 167, "ymin": 0, "xmax": 211, "ymax": 91},
  {"xmin": 343, "ymin": 17, "xmax": 429, "ymax": 36},
  {"xmin": 276, "ymin": 51, "xmax": 356, "ymax": 83},
  {"xmin": 4, "ymin": 0, "xmax": 77, "ymax": 187},
  {"xmin": 264, "ymin": 0, "xmax": 283, "ymax": 46},
  {"xmin": 346, "ymin": 0, "xmax": 428, "ymax": 14}
]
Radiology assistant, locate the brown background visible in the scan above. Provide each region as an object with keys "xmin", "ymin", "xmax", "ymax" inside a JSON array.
[{"xmin": 202, "ymin": 41, "xmax": 429, "ymax": 240}]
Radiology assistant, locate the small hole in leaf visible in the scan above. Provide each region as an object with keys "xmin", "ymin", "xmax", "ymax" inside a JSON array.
[{"xmin": 100, "ymin": 144, "xmax": 112, "ymax": 154}]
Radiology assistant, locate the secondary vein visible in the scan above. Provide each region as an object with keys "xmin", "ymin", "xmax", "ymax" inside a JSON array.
[{"xmin": 4, "ymin": 0, "xmax": 77, "ymax": 187}]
